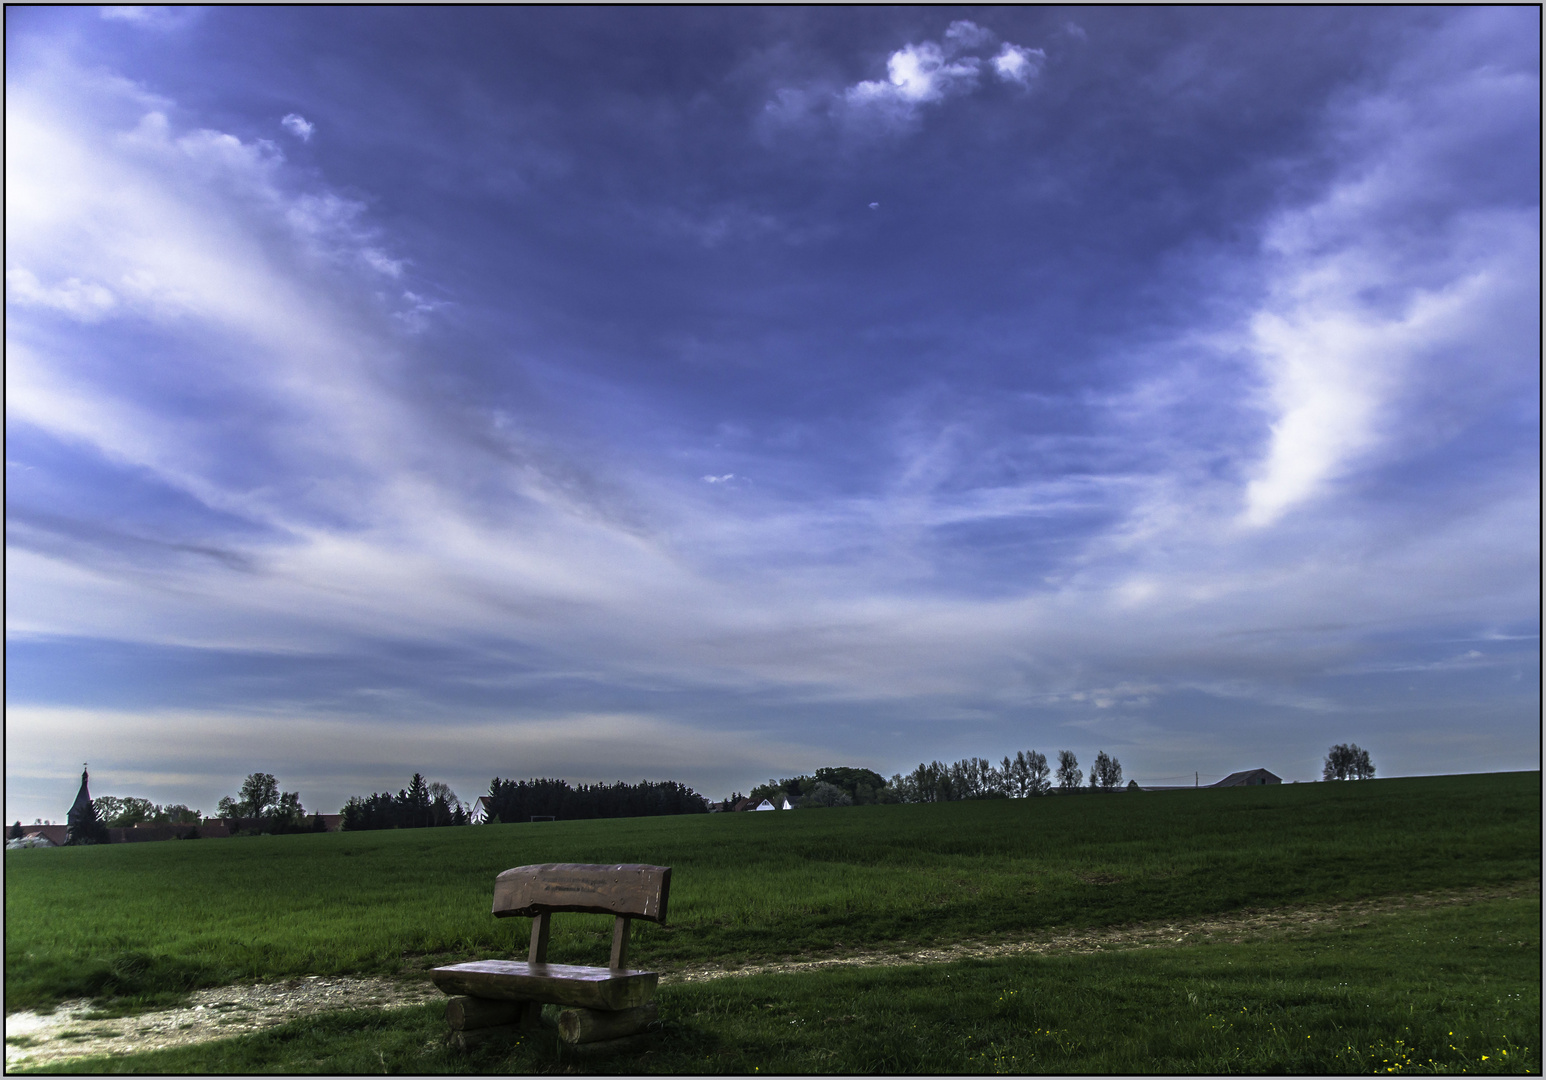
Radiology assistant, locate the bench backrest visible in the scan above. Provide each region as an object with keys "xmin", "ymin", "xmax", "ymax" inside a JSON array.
[{"xmin": 492, "ymin": 863, "xmax": 671, "ymax": 925}]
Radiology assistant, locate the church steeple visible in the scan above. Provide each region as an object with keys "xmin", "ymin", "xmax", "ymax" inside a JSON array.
[{"xmin": 66, "ymin": 764, "xmax": 104, "ymax": 844}]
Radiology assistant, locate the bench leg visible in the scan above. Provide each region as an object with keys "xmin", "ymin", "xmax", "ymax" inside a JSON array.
[
  {"xmin": 445, "ymin": 996, "xmax": 524, "ymax": 1031},
  {"xmin": 609, "ymin": 915, "xmax": 631, "ymax": 970},
  {"xmin": 528, "ymin": 911, "xmax": 551, "ymax": 964},
  {"xmin": 556, "ymin": 1001, "xmax": 658, "ymax": 1045}
]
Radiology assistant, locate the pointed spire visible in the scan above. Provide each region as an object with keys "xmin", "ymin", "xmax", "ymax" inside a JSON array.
[{"xmin": 67, "ymin": 765, "xmax": 95, "ymax": 828}]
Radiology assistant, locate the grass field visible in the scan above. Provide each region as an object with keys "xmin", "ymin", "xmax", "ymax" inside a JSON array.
[
  {"xmin": 14, "ymin": 896, "xmax": 1539, "ymax": 1073},
  {"xmin": 5, "ymin": 772, "xmax": 1539, "ymax": 1017}
]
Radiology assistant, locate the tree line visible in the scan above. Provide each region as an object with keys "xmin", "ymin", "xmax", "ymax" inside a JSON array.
[
  {"xmin": 480, "ymin": 777, "xmax": 708, "ymax": 824},
  {"xmin": 744, "ymin": 766, "xmax": 891, "ymax": 808},
  {"xmin": 340, "ymin": 773, "xmax": 470, "ymax": 830},
  {"xmin": 737, "ymin": 753, "xmax": 1125, "ymax": 808},
  {"xmin": 92, "ymin": 797, "xmax": 202, "ymax": 828},
  {"xmin": 889, "ymin": 749, "xmax": 1125, "ymax": 802}
]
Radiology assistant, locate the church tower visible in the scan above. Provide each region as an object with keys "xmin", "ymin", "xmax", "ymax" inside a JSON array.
[{"xmin": 66, "ymin": 764, "xmax": 106, "ymax": 845}]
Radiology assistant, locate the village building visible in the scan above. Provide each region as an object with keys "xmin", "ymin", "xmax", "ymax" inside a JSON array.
[
  {"xmin": 1213, "ymin": 768, "xmax": 1282, "ymax": 787},
  {"xmin": 1129, "ymin": 768, "xmax": 1283, "ymax": 792}
]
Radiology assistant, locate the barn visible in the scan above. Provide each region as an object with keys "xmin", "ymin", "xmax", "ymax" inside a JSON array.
[{"xmin": 1212, "ymin": 768, "xmax": 1282, "ymax": 787}]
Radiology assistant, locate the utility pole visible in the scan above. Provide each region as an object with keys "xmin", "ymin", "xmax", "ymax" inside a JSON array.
[{"xmin": 1195, "ymin": 772, "xmax": 1198, "ymax": 788}]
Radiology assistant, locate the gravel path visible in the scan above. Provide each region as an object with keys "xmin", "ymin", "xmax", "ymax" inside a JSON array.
[{"xmin": 5, "ymin": 882, "xmax": 1532, "ymax": 1070}]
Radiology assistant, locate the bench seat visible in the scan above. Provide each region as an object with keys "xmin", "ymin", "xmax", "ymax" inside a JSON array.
[{"xmin": 430, "ymin": 959, "xmax": 659, "ymax": 1012}]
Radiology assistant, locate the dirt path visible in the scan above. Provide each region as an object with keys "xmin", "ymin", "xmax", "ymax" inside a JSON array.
[{"xmin": 5, "ymin": 882, "xmax": 1533, "ymax": 1070}]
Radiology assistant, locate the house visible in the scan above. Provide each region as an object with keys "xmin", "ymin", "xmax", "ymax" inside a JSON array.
[
  {"xmin": 1212, "ymin": 769, "xmax": 1281, "ymax": 787},
  {"xmin": 780, "ymin": 796, "xmax": 795, "ymax": 810},
  {"xmin": 17, "ymin": 824, "xmax": 68, "ymax": 846},
  {"xmin": 751, "ymin": 798, "xmax": 776, "ymax": 811}
]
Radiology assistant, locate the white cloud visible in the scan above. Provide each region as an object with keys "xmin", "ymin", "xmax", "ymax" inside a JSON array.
[
  {"xmin": 846, "ymin": 42, "xmax": 981, "ymax": 109},
  {"xmin": 100, "ymin": 6, "xmax": 149, "ymax": 21},
  {"xmin": 703, "ymin": 474, "xmax": 735, "ymax": 484},
  {"xmin": 992, "ymin": 43, "xmax": 1046, "ymax": 85},
  {"xmin": 770, "ymin": 22, "xmax": 1045, "ymax": 133},
  {"xmin": 943, "ymin": 20, "xmax": 996, "ymax": 51},
  {"xmin": 281, "ymin": 112, "xmax": 315, "ymax": 142},
  {"xmin": 5, "ymin": 267, "xmax": 118, "ymax": 321},
  {"xmin": 1238, "ymin": 25, "xmax": 1540, "ymax": 527}
]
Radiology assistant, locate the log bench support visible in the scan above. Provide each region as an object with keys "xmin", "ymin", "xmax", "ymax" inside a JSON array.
[{"xmin": 432, "ymin": 863, "xmax": 671, "ymax": 1048}]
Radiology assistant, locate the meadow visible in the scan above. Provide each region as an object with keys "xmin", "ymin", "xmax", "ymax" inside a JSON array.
[
  {"xmin": 18, "ymin": 895, "xmax": 1538, "ymax": 1074},
  {"xmin": 5, "ymin": 771, "xmax": 1540, "ymax": 1073}
]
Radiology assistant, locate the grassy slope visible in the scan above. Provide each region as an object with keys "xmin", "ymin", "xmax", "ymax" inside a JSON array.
[
  {"xmin": 17, "ymin": 896, "xmax": 1540, "ymax": 1074},
  {"xmin": 4, "ymin": 772, "xmax": 1539, "ymax": 1013}
]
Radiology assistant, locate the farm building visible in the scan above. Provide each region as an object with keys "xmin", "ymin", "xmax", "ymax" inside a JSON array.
[
  {"xmin": 19, "ymin": 824, "xmax": 67, "ymax": 845},
  {"xmin": 6, "ymin": 827, "xmax": 62, "ymax": 849},
  {"xmin": 1130, "ymin": 768, "xmax": 1283, "ymax": 792},
  {"xmin": 1213, "ymin": 769, "xmax": 1282, "ymax": 787}
]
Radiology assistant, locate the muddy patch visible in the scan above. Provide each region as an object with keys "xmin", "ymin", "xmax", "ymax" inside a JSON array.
[
  {"xmin": 4, "ymin": 975, "xmax": 442, "ymax": 1071},
  {"xmin": 6, "ymin": 882, "xmax": 1533, "ymax": 1069}
]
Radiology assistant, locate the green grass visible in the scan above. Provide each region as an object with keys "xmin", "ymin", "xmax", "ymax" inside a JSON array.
[
  {"xmin": 5, "ymin": 772, "xmax": 1539, "ymax": 1015},
  {"xmin": 16, "ymin": 896, "xmax": 1539, "ymax": 1074}
]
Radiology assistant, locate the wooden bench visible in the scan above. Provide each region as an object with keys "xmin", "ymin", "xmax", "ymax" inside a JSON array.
[{"xmin": 431, "ymin": 862, "xmax": 671, "ymax": 1048}]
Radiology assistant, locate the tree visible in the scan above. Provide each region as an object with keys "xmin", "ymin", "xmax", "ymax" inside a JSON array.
[
  {"xmin": 403, "ymin": 773, "xmax": 429, "ymax": 828},
  {"xmin": 1025, "ymin": 750, "xmax": 1051, "ymax": 796},
  {"xmin": 813, "ymin": 767, "xmax": 887, "ymax": 803},
  {"xmin": 1055, "ymin": 750, "xmax": 1082, "ymax": 793},
  {"xmin": 9, "ymin": 821, "xmax": 22, "ymax": 840},
  {"xmin": 1001, "ymin": 751, "xmax": 1050, "ymax": 797},
  {"xmin": 94, "ymin": 796, "xmax": 155, "ymax": 827},
  {"xmin": 154, "ymin": 804, "xmax": 201, "ymax": 825},
  {"xmin": 92, "ymin": 796, "xmax": 127, "ymax": 826},
  {"xmin": 220, "ymin": 773, "xmax": 304, "ymax": 833},
  {"xmin": 1323, "ymin": 744, "xmax": 1375, "ymax": 781},
  {"xmin": 426, "ymin": 781, "xmax": 462, "ymax": 827},
  {"xmin": 1090, "ymin": 751, "xmax": 1123, "ymax": 791},
  {"xmin": 800, "ymin": 781, "xmax": 853, "ymax": 808},
  {"xmin": 240, "ymin": 773, "xmax": 281, "ymax": 819},
  {"xmin": 273, "ymin": 790, "xmax": 305, "ymax": 831}
]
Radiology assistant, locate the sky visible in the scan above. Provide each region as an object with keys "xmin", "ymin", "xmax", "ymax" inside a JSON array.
[{"xmin": 5, "ymin": 6, "xmax": 1539, "ymax": 824}]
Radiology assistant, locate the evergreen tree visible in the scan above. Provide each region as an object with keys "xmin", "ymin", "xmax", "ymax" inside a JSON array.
[{"xmin": 406, "ymin": 773, "xmax": 430, "ymax": 828}]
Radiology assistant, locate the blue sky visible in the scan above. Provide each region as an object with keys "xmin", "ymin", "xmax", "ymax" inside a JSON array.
[{"xmin": 5, "ymin": 6, "xmax": 1539, "ymax": 824}]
